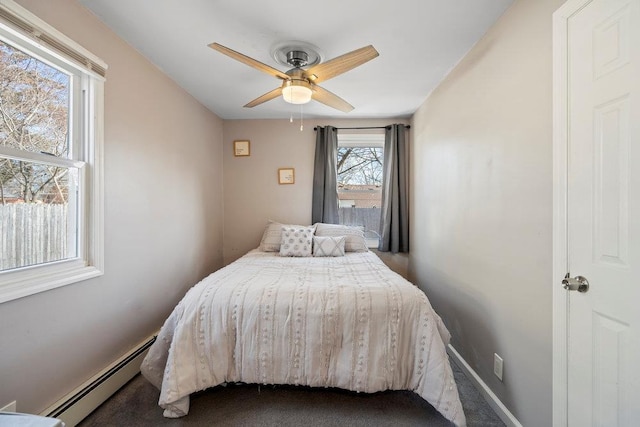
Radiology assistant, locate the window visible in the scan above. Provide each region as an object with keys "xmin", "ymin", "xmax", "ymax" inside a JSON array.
[
  {"xmin": 0, "ymin": 1, "xmax": 105, "ymax": 303},
  {"xmin": 337, "ymin": 133, "xmax": 384, "ymax": 248}
]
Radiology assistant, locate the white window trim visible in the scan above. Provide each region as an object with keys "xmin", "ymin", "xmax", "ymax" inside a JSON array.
[
  {"xmin": 0, "ymin": 0, "xmax": 105, "ymax": 304},
  {"xmin": 337, "ymin": 133, "xmax": 384, "ymax": 148}
]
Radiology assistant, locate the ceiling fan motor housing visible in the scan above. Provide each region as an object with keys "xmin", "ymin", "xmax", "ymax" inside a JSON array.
[{"xmin": 286, "ymin": 50, "xmax": 309, "ymax": 68}]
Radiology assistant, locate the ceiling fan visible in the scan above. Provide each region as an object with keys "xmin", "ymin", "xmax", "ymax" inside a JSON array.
[{"xmin": 208, "ymin": 42, "xmax": 379, "ymax": 112}]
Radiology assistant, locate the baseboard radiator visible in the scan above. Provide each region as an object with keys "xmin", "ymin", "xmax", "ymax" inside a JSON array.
[{"xmin": 40, "ymin": 334, "xmax": 156, "ymax": 427}]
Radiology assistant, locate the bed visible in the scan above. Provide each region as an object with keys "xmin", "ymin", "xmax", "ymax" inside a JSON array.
[{"xmin": 141, "ymin": 223, "xmax": 466, "ymax": 426}]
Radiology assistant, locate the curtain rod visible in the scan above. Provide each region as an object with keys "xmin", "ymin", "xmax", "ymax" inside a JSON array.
[{"xmin": 313, "ymin": 125, "xmax": 410, "ymax": 131}]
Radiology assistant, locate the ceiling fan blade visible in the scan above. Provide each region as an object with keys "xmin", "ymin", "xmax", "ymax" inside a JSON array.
[
  {"xmin": 311, "ymin": 84, "xmax": 354, "ymax": 113},
  {"xmin": 304, "ymin": 45, "xmax": 379, "ymax": 84},
  {"xmin": 244, "ymin": 87, "xmax": 282, "ymax": 108},
  {"xmin": 209, "ymin": 42, "xmax": 290, "ymax": 80}
]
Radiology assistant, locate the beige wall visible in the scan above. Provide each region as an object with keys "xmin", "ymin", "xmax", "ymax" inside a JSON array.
[
  {"xmin": 222, "ymin": 118, "xmax": 408, "ymax": 265},
  {"xmin": 409, "ymin": 0, "xmax": 562, "ymax": 425},
  {"xmin": 0, "ymin": 0, "xmax": 224, "ymax": 414}
]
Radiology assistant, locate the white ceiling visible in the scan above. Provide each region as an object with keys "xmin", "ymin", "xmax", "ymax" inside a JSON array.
[{"xmin": 79, "ymin": 0, "xmax": 513, "ymax": 120}]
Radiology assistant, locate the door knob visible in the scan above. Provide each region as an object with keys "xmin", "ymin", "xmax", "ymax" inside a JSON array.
[{"xmin": 562, "ymin": 274, "xmax": 589, "ymax": 293}]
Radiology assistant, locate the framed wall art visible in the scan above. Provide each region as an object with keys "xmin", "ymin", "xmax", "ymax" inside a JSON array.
[
  {"xmin": 278, "ymin": 168, "xmax": 295, "ymax": 184},
  {"xmin": 233, "ymin": 140, "xmax": 250, "ymax": 156}
]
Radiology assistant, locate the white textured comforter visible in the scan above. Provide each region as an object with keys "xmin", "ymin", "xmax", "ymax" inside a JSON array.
[{"xmin": 141, "ymin": 250, "xmax": 466, "ymax": 426}]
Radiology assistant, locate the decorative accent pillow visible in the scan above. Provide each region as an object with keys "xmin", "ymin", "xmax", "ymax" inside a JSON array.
[
  {"xmin": 279, "ymin": 225, "xmax": 315, "ymax": 257},
  {"xmin": 259, "ymin": 221, "xmax": 310, "ymax": 252},
  {"xmin": 314, "ymin": 223, "xmax": 368, "ymax": 252},
  {"xmin": 313, "ymin": 236, "xmax": 346, "ymax": 257}
]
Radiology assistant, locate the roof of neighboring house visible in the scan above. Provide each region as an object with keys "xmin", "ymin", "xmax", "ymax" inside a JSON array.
[
  {"xmin": 338, "ymin": 184, "xmax": 381, "ymax": 208},
  {"xmin": 338, "ymin": 184, "xmax": 381, "ymax": 197}
]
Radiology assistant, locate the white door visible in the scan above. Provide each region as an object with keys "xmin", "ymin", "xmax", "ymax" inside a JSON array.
[{"xmin": 566, "ymin": 0, "xmax": 640, "ymax": 425}]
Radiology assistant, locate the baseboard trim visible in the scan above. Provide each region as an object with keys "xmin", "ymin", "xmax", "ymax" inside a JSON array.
[
  {"xmin": 447, "ymin": 344, "xmax": 522, "ymax": 427},
  {"xmin": 40, "ymin": 334, "xmax": 156, "ymax": 427}
]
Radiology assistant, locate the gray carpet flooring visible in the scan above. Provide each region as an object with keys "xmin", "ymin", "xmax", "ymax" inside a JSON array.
[{"xmin": 78, "ymin": 360, "xmax": 504, "ymax": 426}]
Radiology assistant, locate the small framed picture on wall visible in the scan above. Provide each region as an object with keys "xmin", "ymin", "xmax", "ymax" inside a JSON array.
[
  {"xmin": 278, "ymin": 168, "xmax": 295, "ymax": 184},
  {"xmin": 233, "ymin": 140, "xmax": 250, "ymax": 156}
]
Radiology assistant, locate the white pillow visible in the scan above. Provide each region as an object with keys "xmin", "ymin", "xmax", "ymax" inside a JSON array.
[
  {"xmin": 259, "ymin": 221, "xmax": 283, "ymax": 252},
  {"xmin": 279, "ymin": 225, "xmax": 315, "ymax": 257},
  {"xmin": 314, "ymin": 223, "xmax": 368, "ymax": 252},
  {"xmin": 313, "ymin": 235, "xmax": 346, "ymax": 257}
]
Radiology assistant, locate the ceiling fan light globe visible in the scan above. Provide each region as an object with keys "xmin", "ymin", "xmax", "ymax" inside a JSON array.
[{"xmin": 282, "ymin": 81, "xmax": 312, "ymax": 104}]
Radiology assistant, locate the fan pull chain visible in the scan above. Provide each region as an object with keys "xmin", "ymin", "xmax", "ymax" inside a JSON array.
[
  {"xmin": 300, "ymin": 103, "xmax": 304, "ymax": 131},
  {"xmin": 290, "ymin": 113, "xmax": 293, "ymax": 123}
]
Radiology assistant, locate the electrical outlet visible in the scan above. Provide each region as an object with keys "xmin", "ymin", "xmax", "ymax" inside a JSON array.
[
  {"xmin": 494, "ymin": 353, "xmax": 504, "ymax": 381},
  {"xmin": 0, "ymin": 400, "xmax": 16, "ymax": 412}
]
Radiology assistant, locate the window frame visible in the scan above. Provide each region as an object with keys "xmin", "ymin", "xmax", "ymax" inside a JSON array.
[
  {"xmin": 337, "ymin": 133, "xmax": 385, "ymax": 248},
  {"xmin": 0, "ymin": 0, "xmax": 105, "ymax": 304}
]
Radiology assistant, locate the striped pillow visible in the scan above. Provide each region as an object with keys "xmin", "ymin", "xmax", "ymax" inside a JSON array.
[
  {"xmin": 314, "ymin": 223, "xmax": 368, "ymax": 252},
  {"xmin": 259, "ymin": 221, "xmax": 284, "ymax": 252}
]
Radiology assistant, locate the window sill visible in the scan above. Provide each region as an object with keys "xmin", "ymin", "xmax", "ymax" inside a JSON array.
[
  {"xmin": 0, "ymin": 260, "xmax": 103, "ymax": 304},
  {"xmin": 365, "ymin": 237, "xmax": 380, "ymax": 249}
]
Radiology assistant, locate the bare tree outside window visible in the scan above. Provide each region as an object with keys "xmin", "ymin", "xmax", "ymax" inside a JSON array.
[
  {"xmin": 0, "ymin": 39, "xmax": 71, "ymax": 205},
  {"xmin": 337, "ymin": 147, "xmax": 383, "ymax": 186}
]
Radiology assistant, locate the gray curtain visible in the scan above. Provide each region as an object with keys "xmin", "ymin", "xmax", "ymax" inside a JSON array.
[
  {"xmin": 379, "ymin": 124, "xmax": 409, "ymax": 253},
  {"xmin": 312, "ymin": 126, "xmax": 339, "ymax": 224}
]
